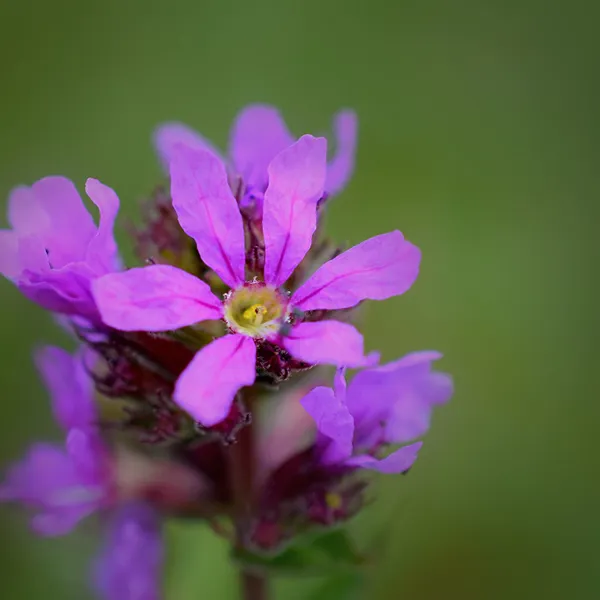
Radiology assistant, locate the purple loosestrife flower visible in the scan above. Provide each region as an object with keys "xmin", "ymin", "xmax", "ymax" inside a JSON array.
[
  {"xmin": 92, "ymin": 137, "xmax": 420, "ymax": 427},
  {"xmin": 0, "ymin": 177, "xmax": 121, "ymax": 320},
  {"xmin": 0, "ymin": 346, "xmax": 112, "ymax": 535},
  {"xmin": 301, "ymin": 352, "xmax": 453, "ymax": 473},
  {"xmin": 154, "ymin": 104, "xmax": 357, "ymax": 213},
  {"xmin": 94, "ymin": 503, "xmax": 163, "ymax": 600}
]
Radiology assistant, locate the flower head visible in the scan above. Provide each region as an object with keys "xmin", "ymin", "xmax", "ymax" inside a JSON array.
[
  {"xmin": 0, "ymin": 177, "xmax": 120, "ymax": 320},
  {"xmin": 93, "ymin": 503, "xmax": 163, "ymax": 600},
  {"xmin": 92, "ymin": 137, "xmax": 420, "ymax": 427},
  {"xmin": 0, "ymin": 346, "xmax": 111, "ymax": 534},
  {"xmin": 301, "ymin": 351, "xmax": 453, "ymax": 473},
  {"xmin": 154, "ymin": 104, "xmax": 358, "ymax": 214}
]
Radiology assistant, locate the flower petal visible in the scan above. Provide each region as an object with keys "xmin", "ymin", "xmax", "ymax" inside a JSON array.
[
  {"xmin": 300, "ymin": 385, "xmax": 354, "ymax": 464},
  {"xmin": 174, "ymin": 334, "xmax": 256, "ymax": 426},
  {"xmin": 325, "ymin": 110, "xmax": 358, "ymax": 197},
  {"xmin": 283, "ymin": 320, "xmax": 372, "ymax": 367},
  {"xmin": 153, "ymin": 122, "xmax": 222, "ymax": 173},
  {"xmin": 346, "ymin": 441, "xmax": 422, "ymax": 474},
  {"xmin": 229, "ymin": 104, "xmax": 294, "ymax": 192},
  {"xmin": 30, "ymin": 177, "xmax": 96, "ymax": 267},
  {"xmin": 292, "ymin": 230, "xmax": 421, "ymax": 311},
  {"xmin": 0, "ymin": 229, "xmax": 20, "ymax": 279},
  {"xmin": 92, "ymin": 265, "xmax": 223, "ymax": 332},
  {"xmin": 93, "ymin": 503, "xmax": 163, "ymax": 600},
  {"xmin": 263, "ymin": 135, "xmax": 327, "ymax": 286},
  {"xmin": 35, "ymin": 346, "xmax": 96, "ymax": 432},
  {"xmin": 170, "ymin": 146, "xmax": 245, "ymax": 288},
  {"xmin": 85, "ymin": 179, "xmax": 121, "ymax": 272}
]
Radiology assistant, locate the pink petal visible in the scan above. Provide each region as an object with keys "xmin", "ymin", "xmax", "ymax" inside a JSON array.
[
  {"xmin": 300, "ymin": 385, "xmax": 354, "ymax": 464},
  {"xmin": 85, "ymin": 179, "xmax": 121, "ymax": 272},
  {"xmin": 228, "ymin": 104, "xmax": 294, "ymax": 192},
  {"xmin": 263, "ymin": 135, "xmax": 327, "ymax": 286},
  {"xmin": 7, "ymin": 185, "xmax": 49, "ymax": 234},
  {"xmin": 0, "ymin": 230, "xmax": 20, "ymax": 279},
  {"xmin": 173, "ymin": 334, "xmax": 256, "ymax": 426},
  {"xmin": 35, "ymin": 346, "xmax": 96, "ymax": 432},
  {"xmin": 325, "ymin": 110, "xmax": 358, "ymax": 197},
  {"xmin": 283, "ymin": 320, "xmax": 372, "ymax": 367},
  {"xmin": 153, "ymin": 122, "xmax": 223, "ymax": 173},
  {"xmin": 170, "ymin": 146, "xmax": 245, "ymax": 288},
  {"xmin": 30, "ymin": 177, "xmax": 97, "ymax": 266},
  {"xmin": 92, "ymin": 265, "xmax": 222, "ymax": 332},
  {"xmin": 346, "ymin": 442, "xmax": 422, "ymax": 474},
  {"xmin": 292, "ymin": 230, "xmax": 421, "ymax": 311}
]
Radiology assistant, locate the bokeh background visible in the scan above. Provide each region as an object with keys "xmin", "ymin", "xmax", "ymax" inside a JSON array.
[{"xmin": 0, "ymin": 1, "xmax": 597, "ymax": 598}]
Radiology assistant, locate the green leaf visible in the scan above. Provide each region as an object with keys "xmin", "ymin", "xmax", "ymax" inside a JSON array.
[
  {"xmin": 232, "ymin": 529, "xmax": 366, "ymax": 577},
  {"xmin": 309, "ymin": 573, "xmax": 365, "ymax": 600}
]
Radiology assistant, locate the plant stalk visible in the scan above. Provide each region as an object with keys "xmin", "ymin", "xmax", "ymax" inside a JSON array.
[{"xmin": 229, "ymin": 397, "xmax": 269, "ymax": 600}]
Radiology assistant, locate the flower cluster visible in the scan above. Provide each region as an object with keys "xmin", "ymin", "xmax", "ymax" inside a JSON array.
[{"xmin": 0, "ymin": 105, "xmax": 452, "ymax": 598}]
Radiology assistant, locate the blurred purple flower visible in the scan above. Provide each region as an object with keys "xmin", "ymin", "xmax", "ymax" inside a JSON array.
[
  {"xmin": 0, "ymin": 346, "xmax": 111, "ymax": 535},
  {"xmin": 0, "ymin": 177, "xmax": 121, "ymax": 320},
  {"xmin": 94, "ymin": 503, "xmax": 163, "ymax": 600},
  {"xmin": 92, "ymin": 139, "xmax": 420, "ymax": 427},
  {"xmin": 301, "ymin": 352, "xmax": 453, "ymax": 473},
  {"xmin": 154, "ymin": 104, "xmax": 358, "ymax": 208}
]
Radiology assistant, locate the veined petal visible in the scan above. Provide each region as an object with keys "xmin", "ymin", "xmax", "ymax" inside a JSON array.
[
  {"xmin": 263, "ymin": 135, "xmax": 327, "ymax": 286},
  {"xmin": 174, "ymin": 334, "xmax": 256, "ymax": 426},
  {"xmin": 283, "ymin": 320, "xmax": 372, "ymax": 368},
  {"xmin": 170, "ymin": 146, "xmax": 245, "ymax": 288},
  {"xmin": 85, "ymin": 179, "xmax": 121, "ymax": 272},
  {"xmin": 346, "ymin": 441, "xmax": 422, "ymax": 474},
  {"xmin": 35, "ymin": 346, "xmax": 96, "ymax": 432},
  {"xmin": 300, "ymin": 385, "xmax": 354, "ymax": 464},
  {"xmin": 229, "ymin": 104, "xmax": 294, "ymax": 192},
  {"xmin": 292, "ymin": 231, "xmax": 421, "ymax": 311},
  {"xmin": 153, "ymin": 122, "xmax": 222, "ymax": 173},
  {"xmin": 325, "ymin": 110, "xmax": 358, "ymax": 197},
  {"xmin": 92, "ymin": 265, "xmax": 222, "ymax": 332}
]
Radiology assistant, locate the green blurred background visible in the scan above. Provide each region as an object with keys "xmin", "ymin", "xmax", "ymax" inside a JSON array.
[{"xmin": 0, "ymin": 0, "xmax": 597, "ymax": 598}]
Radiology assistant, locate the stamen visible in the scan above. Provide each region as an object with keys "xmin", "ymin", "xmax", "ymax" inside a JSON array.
[{"xmin": 242, "ymin": 304, "xmax": 268, "ymax": 326}]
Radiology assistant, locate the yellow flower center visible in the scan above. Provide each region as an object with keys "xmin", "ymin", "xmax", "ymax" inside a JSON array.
[{"xmin": 224, "ymin": 284, "xmax": 288, "ymax": 339}]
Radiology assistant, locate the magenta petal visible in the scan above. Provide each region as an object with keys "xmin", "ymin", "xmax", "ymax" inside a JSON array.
[
  {"xmin": 7, "ymin": 185, "xmax": 48, "ymax": 234},
  {"xmin": 174, "ymin": 334, "xmax": 256, "ymax": 426},
  {"xmin": 0, "ymin": 230, "xmax": 20, "ymax": 278},
  {"xmin": 35, "ymin": 346, "xmax": 96, "ymax": 432},
  {"xmin": 85, "ymin": 179, "xmax": 121, "ymax": 272},
  {"xmin": 228, "ymin": 104, "xmax": 294, "ymax": 192},
  {"xmin": 153, "ymin": 122, "xmax": 222, "ymax": 173},
  {"xmin": 92, "ymin": 265, "xmax": 222, "ymax": 332},
  {"xmin": 283, "ymin": 320, "xmax": 371, "ymax": 367},
  {"xmin": 325, "ymin": 110, "xmax": 358, "ymax": 197},
  {"xmin": 263, "ymin": 135, "xmax": 327, "ymax": 286},
  {"xmin": 292, "ymin": 231, "xmax": 421, "ymax": 311},
  {"xmin": 170, "ymin": 146, "xmax": 245, "ymax": 288},
  {"xmin": 94, "ymin": 503, "xmax": 162, "ymax": 600},
  {"xmin": 300, "ymin": 385, "xmax": 354, "ymax": 464},
  {"xmin": 346, "ymin": 442, "xmax": 422, "ymax": 474}
]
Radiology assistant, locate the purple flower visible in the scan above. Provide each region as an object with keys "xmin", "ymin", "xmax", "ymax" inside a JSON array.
[
  {"xmin": 94, "ymin": 503, "xmax": 163, "ymax": 600},
  {"xmin": 92, "ymin": 139, "xmax": 420, "ymax": 426},
  {"xmin": 0, "ymin": 177, "xmax": 121, "ymax": 320},
  {"xmin": 154, "ymin": 104, "xmax": 358, "ymax": 208},
  {"xmin": 300, "ymin": 352, "xmax": 453, "ymax": 474},
  {"xmin": 0, "ymin": 346, "xmax": 111, "ymax": 535}
]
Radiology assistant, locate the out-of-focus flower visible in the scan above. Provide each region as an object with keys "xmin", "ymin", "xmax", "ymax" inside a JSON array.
[
  {"xmin": 154, "ymin": 104, "xmax": 358, "ymax": 214},
  {"xmin": 301, "ymin": 351, "xmax": 454, "ymax": 473},
  {"xmin": 92, "ymin": 139, "xmax": 420, "ymax": 427},
  {"xmin": 93, "ymin": 503, "xmax": 163, "ymax": 600},
  {"xmin": 0, "ymin": 177, "xmax": 120, "ymax": 320},
  {"xmin": 0, "ymin": 346, "xmax": 112, "ymax": 535}
]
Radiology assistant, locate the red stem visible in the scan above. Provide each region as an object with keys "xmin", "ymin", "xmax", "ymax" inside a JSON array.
[{"xmin": 229, "ymin": 398, "xmax": 269, "ymax": 600}]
